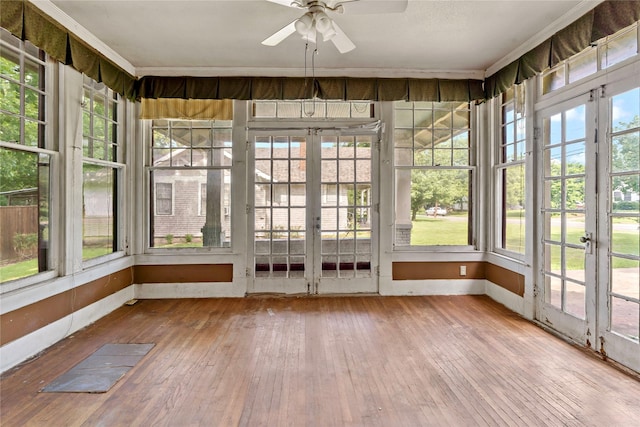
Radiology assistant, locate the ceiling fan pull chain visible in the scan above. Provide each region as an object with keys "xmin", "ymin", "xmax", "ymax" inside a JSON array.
[{"xmin": 303, "ymin": 42, "xmax": 316, "ymax": 117}]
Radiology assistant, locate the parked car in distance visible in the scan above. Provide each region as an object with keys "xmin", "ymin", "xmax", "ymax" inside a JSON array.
[{"xmin": 426, "ymin": 207, "xmax": 447, "ymax": 216}]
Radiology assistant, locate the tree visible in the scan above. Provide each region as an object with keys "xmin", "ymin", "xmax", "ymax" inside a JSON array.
[
  {"xmin": 611, "ymin": 115, "xmax": 640, "ymax": 198},
  {"xmin": 410, "ymin": 169, "xmax": 469, "ymax": 220},
  {"xmin": 1, "ymin": 55, "xmax": 41, "ymax": 206}
]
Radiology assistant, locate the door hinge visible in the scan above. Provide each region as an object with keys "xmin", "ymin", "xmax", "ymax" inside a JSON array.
[
  {"xmin": 533, "ymin": 283, "xmax": 538, "ymax": 298},
  {"xmin": 246, "ymin": 267, "xmax": 251, "ymax": 277},
  {"xmin": 600, "ymin": 84, "xmax": 606, "ymax": 98},
  {"xmin": 533, "ymin": 127, "xmax": 540, "ymax": 141},
  {"xmin": 375, "ymin": 266, "xmax": 380, "ymax": 276},
  {"xmin": 374, "ymin": 203, "xmax": 380, "ymax": 213},
  {"xmin": 246, "ymin": 204, "xmax": 252, "ymax": 214}
]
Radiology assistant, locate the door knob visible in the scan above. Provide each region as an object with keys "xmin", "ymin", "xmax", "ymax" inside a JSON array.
[{"xmin": 579, "ymin": 235, "xmax": 590, "ymax": 243}]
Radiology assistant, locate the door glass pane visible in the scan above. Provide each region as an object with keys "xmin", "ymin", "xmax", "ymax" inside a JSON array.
[
  {"xmin": 565, "ymin": 281, "xmax": 586, "ymax": 319},
  {"xmin": 254, "ymin": 136, "xmax": 306, "ymax": 278},
  {"xmin": 321, "ymin": 135, "xmax": 372, "ymax": 278},
  {"xmin": 565, "ymin": 247, "xmax": 585, "ymax": 282},
  {"xmin": 611, "ymin": 297, "xmax": 639, "ymax": 341},
  {"xmin": 545, "ymin": 275, "xmax": 562, "ymax": 308},
  {"xmin": 608, "ymin": 87, "xmax": 640, "ymax": 342},
  {"xmin": 542, "ymin": 103, "xmax": 588, "ymax": 319},
  {"xmin": 611, "ymin": 259, "xmax": 639, "ymax": 300}
]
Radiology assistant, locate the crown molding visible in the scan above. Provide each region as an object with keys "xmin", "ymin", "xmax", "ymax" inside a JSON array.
[
  {"xmin": 135, "ymin": 66, "xmax": 486, "ymax": 80},
  {"xmin": 485, "ymin": 0, "xmax": 605, "ymax": 77},
  {"xmin": 29, "ymin": 0, "xmax": 136, "ymax": 76}
]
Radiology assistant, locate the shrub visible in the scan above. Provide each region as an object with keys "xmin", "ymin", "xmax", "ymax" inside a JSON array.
[
  {"xmin": 165, "ymin": 234, "xmax": 174, "ymax": 244},
  {"xmin": 185, "ymin": 234, "xmax": 193, "ymax": 243},
  {"xmin": 613, "ymin": 201, "xmax": 639, "ymax": 211},
  {"xmin": 13, "ymin": 233, "xmax": 38, "ymax": 259}
]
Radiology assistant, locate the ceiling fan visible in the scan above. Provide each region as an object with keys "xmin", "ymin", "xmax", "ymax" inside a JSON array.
[{"xmin": 261, "ymin": 0, "xmax": 408, "ymax": 54}]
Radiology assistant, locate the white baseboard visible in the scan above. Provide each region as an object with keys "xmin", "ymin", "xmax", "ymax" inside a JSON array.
[
  {"xmin": 484, "ymin": 280, "xmax": 525, "ymax": 315},
  {"xmin": 134, "ymin": 282, "xmax": 244, "ymax": 299},
  {"xmin": 0, "ymin": 286, "xmax": 134, "ymax": 374},
  {"xmin": 380, "ymin": 279, "xmax": 486, "ymax": 296}
]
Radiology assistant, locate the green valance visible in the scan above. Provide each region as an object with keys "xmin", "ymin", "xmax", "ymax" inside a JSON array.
[
  {"xmin": 3, "ymin": 0, "xmax": 638, "ymax": 103},
  {"xmin": 1, "ymin": 0, "xmax": 137, "ymax": 100},
  {"xmin": 486, "ymin": 0, "xmax": 640, "ymax": 99},
  {"xmin": 136, "ymin": 76, "xmax": 485, "ymax": 102}
]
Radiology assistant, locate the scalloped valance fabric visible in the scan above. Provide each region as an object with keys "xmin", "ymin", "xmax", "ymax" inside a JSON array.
[
  {"xmin": 2, "ymin": 0, "xmax": 639, "ymax": 104},
  {"xmin": 485, "ymin": 0, "xmax": 640, "ymax": 99},
  {"xmin": 135, "ymin": 76, "xmax": 485, "ymax": 102},
  {"xmin": 1, "ymin": 0, "xmax": 137, "ymax": 99}
]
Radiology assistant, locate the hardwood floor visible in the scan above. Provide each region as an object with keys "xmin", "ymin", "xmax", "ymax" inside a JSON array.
[{"xmin": 1, "ymin": 295, "xmax": 639, "ymax": 426}]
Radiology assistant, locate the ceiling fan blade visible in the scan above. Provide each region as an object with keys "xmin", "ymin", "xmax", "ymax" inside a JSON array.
[
  {"xmin": 339, "ymin": 0, "xmax": 408, "ymax": 14},
  {"xmin": 262, "ymin": 21, "xmax": 298, "ymax": 46},
  {"xmin": 329, "ymin": 22, "xmax": 355, "ymax": 54}
]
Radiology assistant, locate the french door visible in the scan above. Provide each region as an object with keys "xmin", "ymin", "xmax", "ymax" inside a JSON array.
[
  {"xmin": 597, "ymin": 77, "xmax": 640, "ymax": 372},
  {"xmin": 537, "ymin": 93, "xmax": 597, "ymax": 345},
  {"xmin": 537, "ymin": 77, "xmax": 640, "ymax": 372},
  {"xmin": 248, "ymin": 129, "xmax": 378, "ymax": 294}
]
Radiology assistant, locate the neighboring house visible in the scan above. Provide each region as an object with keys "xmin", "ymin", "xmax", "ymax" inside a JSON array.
[
  {"xmin": 152, "ymin": 148, "xmax": 232, "ymax": 243},
  {"xmin": 150, "ymin": 145, "xmax": 372, "ymax": 241}
]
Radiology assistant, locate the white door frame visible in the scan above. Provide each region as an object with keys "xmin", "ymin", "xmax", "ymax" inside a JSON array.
[
  {"xmin": 535, "ymin": 91, "xmax": 598, "ymax": 346},
  {"xmin": 596, "ymin": 74, "xmax": 640, "ymax": 372},
  {"xmin": 246, "ymin": 124, "xmax": 380, "ymax": 295}
]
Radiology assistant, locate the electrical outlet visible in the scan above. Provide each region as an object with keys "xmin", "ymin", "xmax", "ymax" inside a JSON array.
[{"xmin": 460, "ymin": 265, "xmax": 467, "ymax": 276}]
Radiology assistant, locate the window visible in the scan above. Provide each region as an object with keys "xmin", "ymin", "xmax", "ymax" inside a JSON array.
[
  {"xmin": 394, "ymin": 101, "xmax": 474, "ymax": 247},
  {"xmin": 496, "ymin": 85, "xmax": 526, "ymax": 256},
  {"xmin": 149, "ymin": 120, "xmax": 232, "ymax": 248},
  {"xmin": 82, "ymin": 75, "xmax": 122, "ymax": 261},
  {"xmin": 155, "ymin": 183, "xmax": 173, "ymax": 215},
  {"xmin": 253, "ymin": 100, "xmax": 374, "ymax": 119},
  {"xmin": 543, "ymin": 22, "xmax": 639, "ymax": 95},
  {"xmin": 0, "ymin": 28, "xmax": 51, "ymax": 283}
]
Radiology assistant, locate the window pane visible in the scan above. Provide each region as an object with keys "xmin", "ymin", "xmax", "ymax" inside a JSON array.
[
  {"xmin": 502, "ymin": 164, "xmax": 526, "ymax": 254},
  {"xmin": 602, "ymin": 27, "xmax": 638, "ymax": 69},
  {"xmin": 0, "ymin": 148, "xmax": 50, "ymax": 282},
  {"xmin": 150, "ymin": 168, "xmax": 231, "ymax": 248},
  {"xmin": 611, "ymin": 88, "xmax": 640, "ymax": 132},
  {"xmin": 394, "ymin": 101, "xmax": 472, "ymax": 247},
  {"xmin": 83, "ymin": 163, "xmax": 115, "ymax": 260},
  {"xmin": 395, "ymin": 169, "xmax": 470, "ymax": 246},
  {"xmin": 568, "ymin": 48, "xmax": 597, "ymax": 84},
  {"xmin": 543, "ymin": 67, "xmax": 565, "ymax": 94}
]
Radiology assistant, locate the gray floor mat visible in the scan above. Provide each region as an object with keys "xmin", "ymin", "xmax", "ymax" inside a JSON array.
[{"xmin": 41, "ymin": 343, "xmax": 155, "ymax": 393}]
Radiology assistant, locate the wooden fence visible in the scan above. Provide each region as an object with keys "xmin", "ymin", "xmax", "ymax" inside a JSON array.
[{"xmin": 0, "ymin": 206, "xmax": 38, "ymax": 264}]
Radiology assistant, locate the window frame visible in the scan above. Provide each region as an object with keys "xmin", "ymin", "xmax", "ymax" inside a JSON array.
[
  {"xmin": 541, "ymin": 22, "xmax": 640, "ymax": 97},
  {"xmin": 81, "ymin": 75, "xmax": 125, "ymax": 266},
  {"xmin": 392, "ymin": 101, "xmax": 477, "ymax": 251},
  {"xmin": 493, "ymin": 84, "xmax": 527, "ymax": 260},
  {"xmin": 146, "ymin": 119, "xmax": 234, "ymax": 252},
  {"xmin": 155, "ymin": 182, "xmax": 174, "ymax": 216},
  {"xmin": 0, "ymin": 29, "xmax": 59, "ymax": 290}
]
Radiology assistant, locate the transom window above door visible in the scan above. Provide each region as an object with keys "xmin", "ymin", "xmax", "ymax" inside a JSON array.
[{"xmin": 252, "ymin": 100, "xmax": 374, "ymax": 119}]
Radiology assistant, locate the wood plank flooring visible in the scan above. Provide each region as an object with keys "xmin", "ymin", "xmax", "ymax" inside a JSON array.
[{"xmin": 1, "ymin": 295, "xmax": 639, "ymax": 426}]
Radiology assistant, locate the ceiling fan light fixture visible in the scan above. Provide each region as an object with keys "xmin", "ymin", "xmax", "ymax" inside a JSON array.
[
  {"xmin": 314, "ymin": 12, "xmax": 332, "ymax": 33},
  {"xmin": 295, "ymin": 12, "xmax": 313, "ymax": 36}
]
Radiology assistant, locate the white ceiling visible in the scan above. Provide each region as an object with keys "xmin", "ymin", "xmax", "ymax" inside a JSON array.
[{"xmin": 46, "ymin": 0, "xmax": 603, "ymax": 79}]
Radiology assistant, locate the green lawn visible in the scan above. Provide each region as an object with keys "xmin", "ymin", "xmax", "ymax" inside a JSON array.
[
  {"xmin": 411, "ymin": 214, "xmax": 638, "ymax": 270},
  {"xmin": 2, "ymin": 219, "xmax": 638, "ymax": 282},
  {"xmin": 0, "ymin": 258, "xmax": 38, "ymax": 282},
  {"xmin": 410, "ymin": 215, "xmax": 468, "ymax": 245},
  {"xmin": 0, "ymin": 247, "xmax": 118, "ymax": 283}
]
